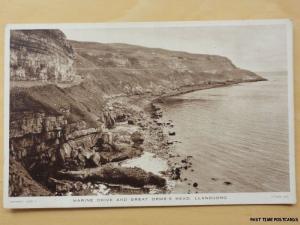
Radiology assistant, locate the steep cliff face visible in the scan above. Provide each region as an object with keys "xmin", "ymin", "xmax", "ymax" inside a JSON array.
[
  {"xmin": 9, "ymin": 111, "xmax": 104, "ymax": 188},
  {"xmin": 10, "ymin": 30, "xmax": 75, "ymax": 82}
]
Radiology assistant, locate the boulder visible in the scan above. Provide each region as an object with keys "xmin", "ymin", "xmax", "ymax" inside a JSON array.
[
  {"xmin": 115, "ymin": 113, "xmax": 127, "ymax": 122},
  {"xmin": 101, "ymin": 132, "xmax": 113, "ymax": 145},
  {"xmin": 99, "ymin": 145, "xmax": 142, "ymax": 163},
  {"xmin": 168, "ymin": 131, "xmax": 176, "ymax": 136},
  {"xmin": 113, "ymin": 133, "xmax": 131, "ymax": 144},
  {"xmin": 58, "ymin": 132, "xmax": 101, "ymax": 167},
  {"xmin": 131, "ymin": 131, "xmax": 144, "ymax": 147},
  {"xmin": 128, "ymin": 119, "xmax": 135, "ymax": 125},
  {"xmin": 57, "ymin": 165, "xmax": 166, "ymax": 187},
  {"xmin": 103, "ymin": 111, "xmax": 116, "ymax": 128},
  {"xmin": 59, "ymin": 143, "xmax": 72, "ymax": 161},
  {"xmin": 66, "ymin": 127, "xmax": 98, "ymax": 140},
  {"xmin": 101, "ymin": 143, "xmax": 114, "ymax": 152},
  {"xmin": 90, "ymin": 152, "xmax": 101, "ymax": 167}
]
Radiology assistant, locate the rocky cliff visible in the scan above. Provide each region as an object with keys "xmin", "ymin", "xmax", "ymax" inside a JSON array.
[
  {"xmin": 9, "ymin": 112, "xmax": 103, "ymax": 184},
  {"xmin": 9, "ymin": 29, "xmax": 266, "ymax": 196},
  {"xmin": 10, "ymin": 30, "xmax": 75, "ymax": 82}
]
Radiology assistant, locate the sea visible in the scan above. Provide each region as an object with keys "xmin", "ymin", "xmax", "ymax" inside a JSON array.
[{"xmin": 162, "ymin": 72, "xmax": 291, "ymax": 193}]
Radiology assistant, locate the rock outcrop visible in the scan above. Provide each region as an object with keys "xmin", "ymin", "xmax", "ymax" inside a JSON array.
[
  {"xmin": 10, "ymin": 112, "xmax": 67, "ymax": 138},
  {"xmin": 10, "ymin": 30, "xmax": 75, "ymax": 82},
  {"xmin": 9, "ymin": 111, "xmax": 104, "ymax": 187},
  {"xmin": 57, "ymin": 165, "xmax": 166, "ymax": 187},
  {"xmin": 9, "ymin": 109, "xmax": 146, "ymax": 195}
]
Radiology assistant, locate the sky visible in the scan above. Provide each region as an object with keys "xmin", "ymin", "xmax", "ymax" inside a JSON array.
[{"xmin": 62, "ymin": 23, "xmax": 287, "ymax": 72}]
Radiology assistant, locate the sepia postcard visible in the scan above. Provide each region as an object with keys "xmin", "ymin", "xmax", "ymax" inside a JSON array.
[{"xmin": 3, "ymin": 19, "xmax": 296, "ymax": 208}]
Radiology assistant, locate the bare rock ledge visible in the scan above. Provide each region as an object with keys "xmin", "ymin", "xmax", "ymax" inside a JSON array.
[{"xmin": 57, "ymin": 165, "xmax": 166, "ymax": 188}]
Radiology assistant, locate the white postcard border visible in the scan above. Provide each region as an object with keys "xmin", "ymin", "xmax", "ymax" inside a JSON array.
[{"xmin": 3, "ymin": 19, "xmax": 296, "ymax": 208}]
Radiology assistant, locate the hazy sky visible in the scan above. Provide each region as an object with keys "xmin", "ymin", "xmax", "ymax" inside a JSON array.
[{"xmin": 63, "ymin": 24, "xmax": 287, "ymax": 72}]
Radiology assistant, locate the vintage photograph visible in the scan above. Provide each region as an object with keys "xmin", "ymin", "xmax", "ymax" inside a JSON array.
[{"xmin": 4, "ymin": 20, "xmax": 295, "ymax": 208}]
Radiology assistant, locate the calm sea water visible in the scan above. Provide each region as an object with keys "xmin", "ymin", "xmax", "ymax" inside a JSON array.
[{"xmin": 163, "ymin": 73, "xmax": 290, "ymax": 193}]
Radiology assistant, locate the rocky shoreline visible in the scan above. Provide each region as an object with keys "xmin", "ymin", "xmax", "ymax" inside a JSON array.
[
  {"xmin": 9, "ymin": 77, "xmax": 266, "ymax": 197},
  {"xmin": 8, "ymin": 29, "xmax": 268, "ymax": 197},
  {"xmin": 10, "ymin": 78, "xmax": 266, "ymax": 196},
  {"xmin": 94, "ymin": 78, "xmax": 268, "ymax": 195}
]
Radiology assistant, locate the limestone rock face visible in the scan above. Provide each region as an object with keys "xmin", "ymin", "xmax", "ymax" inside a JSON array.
[
  {"xmin": 10, "ymin": 30, "xmax": 75, "ymax": 82},
  {"xmin": 9, "ymin": 110, "xmax": 103, "ymax": 183},
  {"xmin": 10, "ymin": 112, "xmax": 67, "ymax": 138},
  {"xmin": 58, "ymin": 132, "xmax": 102, "ymax": 170}
]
